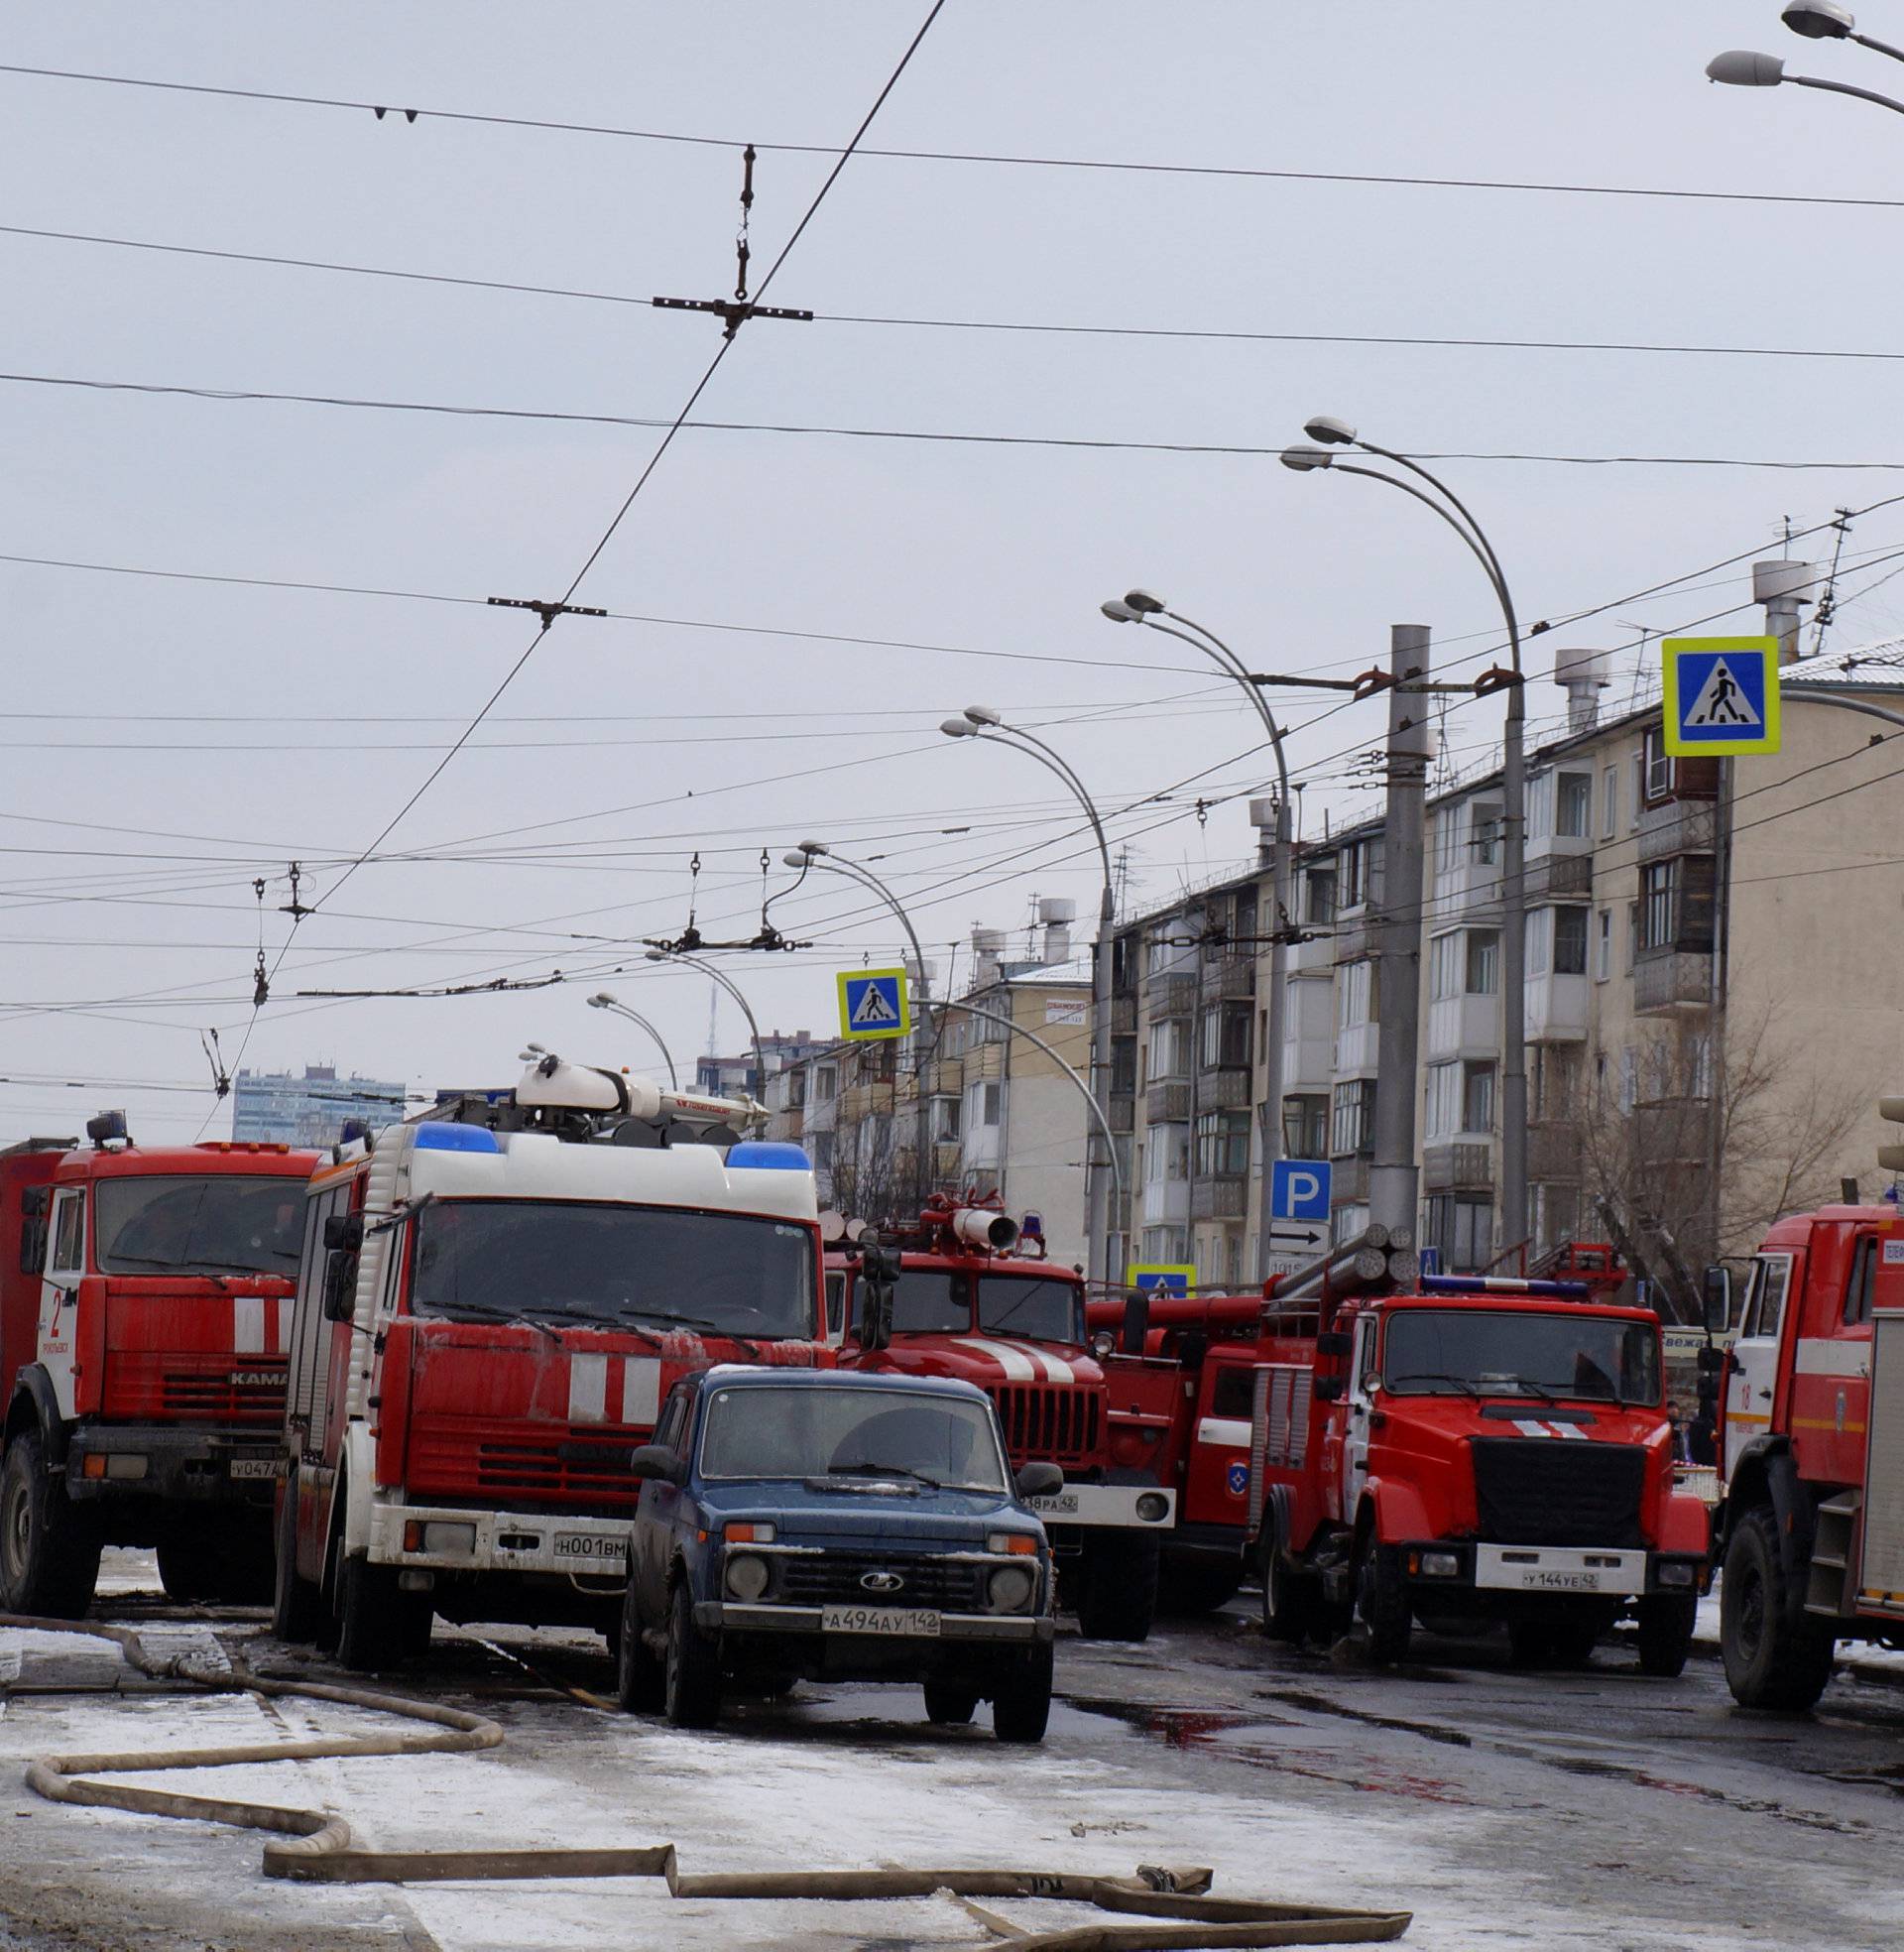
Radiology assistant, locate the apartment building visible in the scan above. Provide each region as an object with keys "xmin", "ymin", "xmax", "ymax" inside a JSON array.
[{"xmin": 1111, "ymin": 640, "xmax": 1904, "ymax": 1286}]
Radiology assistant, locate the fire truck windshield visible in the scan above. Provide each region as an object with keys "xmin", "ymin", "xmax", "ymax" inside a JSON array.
[
  {"xmin": 979, "ymin": 1275, "xmax": 1083, "ymax": 1344},
  {"xmin": 93, "ymin": 1174, "xmax": 303, "ymax": 1279},
  {"xmin": 1383, "ymin": 1309, "xmax": 1661, "ymax": 1406},
  {"xmin": 408, "ymin": 1199, "xmax": 814, "ymax": 1339},
  {"xmin": 698, "ymin": 1383, "xmax": 1009, "ymax": 1492},
  {"xmin": 892, "ymin": 1272, "xmax": 967, "ymax": 1334}
]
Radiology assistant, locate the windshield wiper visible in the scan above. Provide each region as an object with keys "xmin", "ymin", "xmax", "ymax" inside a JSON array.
[
  {"xmin": 629, "ymin": 1308, "xmax": 761, "ymax": 1358},
  {"xmin": 828, "ymin": 1461, "xmax": 944, "ymax": 1490},
  {"xmin": 1497, "ymin": 1374, "xmax": 1561, "ymax": 1404},
  {"xmin": 1389, "ymin": 1371, "xmax": 1481, "ymax": 1398},
  {"xmin": 103, "ymin": 1254, "xmax": 235, "ymax": 1284}
]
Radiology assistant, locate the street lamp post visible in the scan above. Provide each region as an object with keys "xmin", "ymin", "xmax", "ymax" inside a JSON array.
[
  {"xmin": 586, "ymin": 991, "xmax": 677, "ymax": 1087},
  {"xmin": 1100, "ymin": 592, "xmax": 1293, "ymax": 1284},
  {"xmin": 1283, "ymin": 418, "xmax": 1532, "ymax": 1264},
  {"xmin": 940, "ymin": 708, "xmax": 1117, "ymax": 1290},
  {"xmin": 643, "ymin": 947, "xmax": 768, "ymax": 1112},
  {"xmin": 783, "ymin": 841, "xmax": 940, "ymax": 1206},
  {"xmin": 1710, "ymin": 5, "xmax": 1904, "ymax": 115}
]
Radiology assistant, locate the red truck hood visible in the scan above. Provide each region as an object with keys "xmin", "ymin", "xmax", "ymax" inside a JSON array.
[
  {"xmin": 99, "ymin": 1273, "xmax": 297, "ymax": 1424},
  {"xmin": 860, "ymin": 1335, "xmax": 1105, "ymax": 1390}
]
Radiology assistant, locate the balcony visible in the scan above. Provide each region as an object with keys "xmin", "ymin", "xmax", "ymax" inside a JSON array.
[
  {"xmin": 1282, "ymin": 1031, "xmax": 1335, "ymax": 1094},
  {"xmin": 1112, "ymin": 995, "xmax": 1137, "ymax": 1036},
  {"xmin": 1633, "ymin": 950, "xmax": 1714, "ymax": 1015},
  {"xmin": 1423, "ymin": 1141, "xmax": 1492, "ymax": 1192},
  {"xmin": 1425, "ymin": 993, "xmax": 1498, "ymax": 1061},
  {"xmin": 1109, "ymin": 1093, "xmax": 1135, "ymax": 1136},
  {"xmin": 839, "ymin": 1082, "xmax": 894, "ymax": 1124},
  {"xmin": 924, "ymin": 1057, "xmax": 964, "ymax": 1096},
  {"xmin": 1329, "ymin": 1157, "xmax": 1370, "ymax": 1205},
  {"xmin": 1334, "ymin": 1022, "xmax": 1381, "ymax": 1076},
  {"xmin": 1192, "ymin": 1177, "xmax": 1249, "ymax": 1221},
  {"xmin": 1146, "ymin": 1080, "xmax": 1191, "ymax": 1123},
  {"xmin": 1199, "ymin": 1065, "xmax": 1252, "ymax": 1110},
  {"xmin": 1527, "ymin": 1120, "xmax": 1583, "ymax": 1183},
  {"xmin": 1635, "ymin": 1096, "xmax": 1711, "ymax": 1167},
  {"xmin": 1638, "ymin": 799, "xmax": 1717, "ymax": 865},
  {"xmin": 1525, "ymin": 851, "xmax": 1594, "ymax": 901},
  {"xmin": 1199, "ymin": 957, "xmax": 1256, "ymax": 1001},
  {"xmin": 1145, "ymin": 973, "xmax": 1197, "ymax": 1024},
  {"xmin": 1331, "ymin": 912, "xmax": 1379, "ymax": 963},
  {"xmin": 1524, "ymin": 972, "xmax": 1590, "ymax": 1044},
  {"xmin": 1143, "ymin": 1179, "xmax": 1190, "ymax": 1225},
  {"xmin": 1289, "ymin": 931, "xmax": 1335, "ymax": 976},
  {"xmin": 932, "ymin": 1141, "xmax": 965, "ymax": 1183}
]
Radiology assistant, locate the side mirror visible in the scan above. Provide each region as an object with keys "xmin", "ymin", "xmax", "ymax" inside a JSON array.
[
  {"xmin": 323, "ymin": 1211, "xmax": 365, "ymax": 1254},
  {"xmin": 321, "ymin": 1248, "xmax": 358, "ymax": 1323},
  {"xmin": 1695, "ymin": 1344, "xmax": 1725, "ymax": 1375},
  {"xmin": 629, "ymin": 1444, "xmax": 684, "ymax": 1484},
  {"xmin": 1015, "ymin": 1461, "xmax": 1064, "ymax": 1500},
  {"xmin": 1120, "ymin": 1289, "xmax": 1150, "ymax": 1356},
  {"xmin": 1315, "ymin": 1331, "xmax": 1352, "ymax": 1359},
  {"xmin": 1702, "ymin": 1266, "xmax": 1732, "ymax": 1335},
  {"xmin": 859, "ymin": 1240, "xmax": 902, "ymax": 1352},
  {"xmin": 1313, "ymin": 1376, "xmax": 1345, "ymax": 1403}
]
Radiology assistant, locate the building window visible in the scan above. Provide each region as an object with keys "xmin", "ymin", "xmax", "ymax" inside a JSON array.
[
  {"xmin": 1331, "ymin": 1078, "xmax": 1376, "ymax": 1159},
  {"xmin": 1558, "ymin": 773, "xmax": 1592, "ymax": 838},
  {"xmin": 810, "ymin": 1129, "xmax": 834, "ymax": 1172},
  {"xmin": 1141, "ymin": 1225, "xmax": 1187, "ymax": 1266},
  {"xmin": 1334, "ymin": 1201, "xmax": 1370, "ymax": 1245},
  {"xmin": 1639, "ymin": 861, "xmax": 1677, "ymax": 951},
  {"xmin": 1200, "ymin": 1001, "xmax": 1250, "ymax": 1069},
  {"xmin": 814, "ymin": 1065, "xmax": 837, "ymax": 1103},
  {"xmin": 1463, "ymin": 1061, "xmax": 1496, "ymax": 1134},
  {"xmin": 1304, "ymin": 868, "xmax": 1338, "ymax": 925},
  {"xmin": 1426, "ymin": 1194, "xmax": 1493, "ymax": 1273},
  {"xmin": 1626, "ymin": 900, "xmax": 1639, "ymax": 973},
  {"xmin": 1595, "ymin": 909, "xmax": 1612, "ymax": 982},
  {"xmin": 1532, "ymin": 1046, "xmax": 1579, "ymax": 1121},
  {"xmin": 1148, "ymin": 1019, "xmax": 1188, "ymax": 1079},
  {"xmin": 1426, "ymin": 1060, "xmax": 1460, "ymax": 1139},
  {"xmin": 1337, "ymin": 958, "xmax": 1377, "ymax": 1030},
  {"xmin": 1466, "ymin": 929, "xmax": 1499, "ymax": 995},
  {"xmin": 1601, "ymin": 764, "xmax": 1618, "ymax": 840},
  {"xmin": 1194, "ymin": 1110, "xmax": 1250, "ymax": 1177},
  {"xmin": 1143, "ymin": 1123, "xmax": 1189, "ymax": 1186},
  {"xmin": 1619, "ymin": 1046, "xmax": 1638, "ymax": 1115},
  {"xmin": 1643, "ymin": 727, "xmax": 1673, "ymax": 802},
  {"xmin": 1470, "ymin": 801, "xmax": 1503, "ymax": 866},
  {"xmin": 1110, "ymin": 1036, "xmax": 1137, "ymax": 1097},
  {"xmin": 1434, "ymin": 811, "xmax": 1461, "ymax": 876},
  {"xmin": 1282, "ymin": 1094, "xmax": 1329, "ymax": 1157},
  {"xmin": 932, "ymin": 1097, "xmax": 962, "ymax": 1142},
  {"xmin": 1429, "ymin": 931, "xmax": 1462, "ymax": 1000},
  {"xmin": 982, "ymin": 1082, "xmax": 1003, "ymax": 1127},
  {"xmin": 1553, "ymin": 906, "xmax": 1588, "ymax": 976},
  {"xmin": 1526, "ymin": 907, "xmax": 1550, "ymax": 978},
  {"xmin": 1340, "ymin": 836, "xmax": 1383, "ymax": 911}
]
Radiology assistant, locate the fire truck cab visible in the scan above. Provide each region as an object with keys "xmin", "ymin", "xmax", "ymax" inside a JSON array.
[
  {"xmin": 831, "ymin": 1196, "xmax": 1177, "ymax": 1641},
  {"xmin": 272, "ymin": 1054, "xmax": 827, "ymax": 1670},
  {"xmin": 0, "ymin": 1121, "xmax": 317, "ymax": 1616}
]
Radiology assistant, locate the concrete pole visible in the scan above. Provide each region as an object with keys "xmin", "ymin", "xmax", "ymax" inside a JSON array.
[
  {"xmin": 1092, "ymin": 879, "xmax": 1117, "ymax": 1285},
  {"xmin": 1369, "ymin": 625, "xmax": 1432, "ymax": 1241},
  {"xmin": 1499, "ymin": 682, "xmax": 1528, "ymax": 1264},
  {"xmin": 1255, "ymin": 790, "xmax": 1292, "ymax": 1281}
]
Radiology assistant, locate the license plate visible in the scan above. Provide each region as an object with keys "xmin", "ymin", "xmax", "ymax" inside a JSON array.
[
  {"xmin": 228, "ymin": 1457, "xmax": 279, "ymax": 1481},
  {"xmin": 820, "ymin": 1605, "xmax": 941, "ymax": 1637},
  {"xmin": 1026, "ymin": 1491, "xmax": 1079, "ymax": 1516},
  {"xmin": 1516, "ymin": 1569, "xmax": 1606, "ymax": 1593},
  {"xmin": 552, "ymin": 1532, "xmax": 623, "ymax": 1562}
]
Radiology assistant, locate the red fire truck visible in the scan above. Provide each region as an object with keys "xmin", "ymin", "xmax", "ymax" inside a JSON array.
[
  {"xmin": 1245, "ymin": 1274, "xmax": 1709, "ymax": 1670},
  {"xmin": 0, "ymin": 1117, "xmax": 318, "ymax": 1616},
  {"xmin": 1712, "ymin": 1171, "xmax": 1904, "ymax": 1708},
  {"xmin": 829, "ymin": 1197, "xmax": 1177, "ymax": 1641},
  {"xmin": 271, "ymin": 1055, "xmax": 828, "ymax": 1670}
]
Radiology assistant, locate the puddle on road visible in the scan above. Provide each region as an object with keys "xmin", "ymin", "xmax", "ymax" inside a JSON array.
[{"xmin": 1254, "ymin": 1688, "xmax": 1475, "ymax": 1750}]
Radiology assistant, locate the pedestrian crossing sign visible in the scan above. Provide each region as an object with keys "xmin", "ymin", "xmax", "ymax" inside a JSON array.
[
  {"xmin": 837, "ymin": 967, "xmax": 910, "ymax": 1040},
  {"xmin": 1661, "ymin": 636, "xmax": 1781, "ymax": 757}
]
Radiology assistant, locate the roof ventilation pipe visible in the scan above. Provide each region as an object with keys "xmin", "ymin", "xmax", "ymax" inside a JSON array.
[
  {"xmin": 1552, "ymin": 647, "xmax": 1611, "ymax": 734},
  {"xmin": 1036, "ymin": 896, "xmax": 1076, "ymax": 966},
  {"xmin": 1754, "ymin": 559, "xmax": 1823, "ymax": 666}
]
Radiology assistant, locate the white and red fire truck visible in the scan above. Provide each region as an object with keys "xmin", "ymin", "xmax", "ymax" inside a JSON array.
[
  {"xmin": 829, "ymin": 1197, "xmax": 1178, "ymax": 1641},
  {"xmin": 0, "ymin": 1117, "xmax": 318, "ymax": 1615},
  {"xmin": 271, "ymin": 1054, "xmax": 828, "ymax": 1670},
  {"xmin": 1712, "ymin": 1126, "xmax": 1904, "ymax": 1706}
]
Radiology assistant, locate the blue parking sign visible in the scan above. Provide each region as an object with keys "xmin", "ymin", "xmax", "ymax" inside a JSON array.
[{"xmin": 1271, "ymin": 1159, "xmax": 1332, "ymax": 1222}]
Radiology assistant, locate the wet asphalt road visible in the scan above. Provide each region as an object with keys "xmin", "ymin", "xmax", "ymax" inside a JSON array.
[{"xmin": 5, "ymin": 1574, "xmax": 1904, "ymax": 1950}]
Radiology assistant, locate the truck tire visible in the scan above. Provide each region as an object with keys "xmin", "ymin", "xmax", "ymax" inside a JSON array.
[
  {"xmin": 0, "ymin": 1429, "xmax": 101, "ymax": 1619},
  {"xmin": 1509, "ymin": 1616, "xmax": 1600, "ymax": 1669},
  {"xmin": 923, "ymin": 1682, "xmax": 979, "ymax": 1726},
  {"xmin": 272, "ymin": 1485, "xmax": 322, "ymax": 1644},
  {"xmin": 1260, "ymin": 1515, "xmax": 1316, "ymax": 1647},
  {"xmin": 664, "ymin": 1579, "xmax": 723, "ymax": 1729},
  {"xmin": 334, "ymin": 1554, "xmax": 427, "ymax": 1673},
  {"xmin": 1074, "ymin": 1532, "xmax": 1159, "ymax": 1643},
  {"xmin": 1721, "ymin": 1505, "xmax": 1836, "ymax": 1710},
  {"xmin": 617, "ymin": 1577, "xmax": 664, "ymax": 1713},
  {"xmin": 1161, "ymin": 1561, "xmax": 1243, "ymax": 1616},
  {"xmin": 992, "ymin": 1643, "xmax": 1053, "ymax": 1745},
  {"xmin": 1635, "ymin": 1593, "xmax": 1698, "ymax": 1678},
  {"xmin": 157, "ymin": 1536, "xmax": 221, "ymax": 1603},
  {"xmin": 1354, "ymin": 1536, "xmax": 1411, "ymax": 1665}
]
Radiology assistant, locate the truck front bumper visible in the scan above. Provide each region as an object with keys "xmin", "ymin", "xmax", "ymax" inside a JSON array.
[
  {"xmin": 368, "ymin": 1501, "xmax": 631, "ymax": 1581},
  {"xmin": 1022, "ymin": 1482, "xmax": 1175, "ymax": 1531},
  {"xmin": 694, "ymin": 1600, "xmax": 1055, "ymax": 1644},
  {"xmin": 1396, "ymin": 1539, "xmax": 1706, "ymax": 1600},
  {"xmin": 65, "ymin": 1426, "xmax": 281, "ymax": 1504}
]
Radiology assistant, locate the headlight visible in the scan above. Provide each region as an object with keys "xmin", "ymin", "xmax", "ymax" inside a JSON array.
[
  {"xmin": 988, "ymin": 1564, "xmax": 1034, "ymax": 1613},
  {"xmin": 1135, "ymin": 1492, "xmax": 1169, "ymax": 1523},
  {"xmin": 987, "ymin": 1531, "xmax": 1039, "ymax": 1555},
  {"xmin": 1419, "ymin": 1550, "xmax": 1460, "ymax": 1579},
  {"xmin": 1658, "ymin": 1561, "xmax": 1696, "ymax": 1587},
  {"xmin": 724, "ymin": 1552, "xmax": 770, "ymax": 1601}
]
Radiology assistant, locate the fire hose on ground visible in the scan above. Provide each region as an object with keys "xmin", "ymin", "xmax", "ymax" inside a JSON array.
[{"xmin": 1, "ymin": 1612, "xmax": 1412, "ymax": 1948}]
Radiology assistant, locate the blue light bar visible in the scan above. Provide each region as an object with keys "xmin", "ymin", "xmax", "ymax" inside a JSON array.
[
  {"xmin": 412, "ymin": 1121, "xmax": 502, "ymax": 1154},
  {"xmin": 726, "ymin": 1141, "xmax": 811, "ymax": 1171},
  {"xmin": 1419, "ymin": 1275, "xmax": 1591, "ymax": 1299}
]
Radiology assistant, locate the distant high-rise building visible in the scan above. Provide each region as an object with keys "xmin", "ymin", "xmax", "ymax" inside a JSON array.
[{"xmin": 231, "ymin": 1064, "xmax": 409, "ymax": 1148}]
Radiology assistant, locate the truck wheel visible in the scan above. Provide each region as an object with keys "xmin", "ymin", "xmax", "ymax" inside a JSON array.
[
  {"xmin": 1635, "ymin": 1594, "xmax": 1698, "ymax": 1678},
  {"xmin": 1260, "ymin": 1517, "xmax": 1315, "ymax": 1647},
  {"xmin": 664, "ymin": 1580, "xmax": 723, "ymax": 1729},
  {"xmin": 1354, "ymin": 1537, "xmax": 1411, "ymax": 1665},
  {"xmin": 1161, "ymin": 1562, "xmax": 1244, "ymax": 1616},
  {"xmin": 923, "ymin": 1682, "xmax": 979, "ymax": 1726},
  {"xmin": 272, "ymin": 1486, "xmax": 322, "ymax": 1644},
  {"xmin": 157, "ymin": 1536, "xmax": 220, "ymax": 1603},
  {"xmin": 334, "ymin": 1554, "xmax": 426, "ymax": 1673},
  {"xmin": 1074, "ymin": 1532, "xmax": 1159, "ymax": 1643},
  {"xmin": 0, "ymin": 1429, "xmax": 101, "ymax": 1619},
  {"xmin": 617, "ymin": 1577, "xmax": 664, "ymax": 1713},
  {"xmin": 992, "ymin": 1643, "xmax": 1053, "ymax": 1745},
  {"xmin": 1721, "ymin": 1505, "xmax": 1836, "ymax": 1710}
]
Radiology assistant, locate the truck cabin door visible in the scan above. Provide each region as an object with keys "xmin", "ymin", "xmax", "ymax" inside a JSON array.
[
  {"xmin": 39, "ymin": 1187, "xmax": 85, "ymax": 1410},
  {"xmin": 1343, "ymin": 1313, "xmax": 1379, "ymax": 1519},
  {"xmin": 1725, "ymin": 1252, "xmax": 1795, "ymax": 1483}
]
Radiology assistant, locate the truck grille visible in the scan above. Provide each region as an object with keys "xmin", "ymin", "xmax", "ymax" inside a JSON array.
[
  {"xmin": 1470, "ymin": 1436, "xmax": 1645, "ymax": 1548},
  {"xmin": 406, "ymin": 1416, "xmax": 642, "ymax": 1511},
  {"xmin": 157, "ymin": 1361, "xmax": 286, "ymax": 1423},
  {"xmin": 988, "ymin": 1385, "xmax": 1100, "ymax": 1466},
  {"xmin": 772, "ymin": 1551, "xmax": 983, "ymax": 1611}
]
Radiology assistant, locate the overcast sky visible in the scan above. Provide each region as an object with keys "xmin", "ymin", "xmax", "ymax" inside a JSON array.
[{"xmin": 3, "ymin": 2, "xmax": 1902, "ymax": 1138}]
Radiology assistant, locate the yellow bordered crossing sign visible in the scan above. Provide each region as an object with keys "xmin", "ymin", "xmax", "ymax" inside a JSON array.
[
  {"xmin": 1129, "ymin": 1264, "xmax": 1196, "ymax": 1298},
  {"xmin": 1661, "ymin": 635, "xmax": 1781, "ymax": 758},
  {"xmin": 837, "ymin": 967, "xmax": 910, "ymax": 1040}
]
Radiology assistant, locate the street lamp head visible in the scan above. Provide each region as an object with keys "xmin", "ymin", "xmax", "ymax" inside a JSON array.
[
  {"xmin": 794, "ymin": 838, "xmax": 830, "ymax": 857},
  {"xmin": 588, "ymin": 992, "xmax": 617, "ymax": 1008},
  {"xmin": 643, "ymin": 947, "xmax": 669, "ymax": 963},
  {"xmin": 1100, "ymin": 599, "xmax": 1140, "ymax": 624},
  {"xmin": 939, "ymin": 715, "xmax": 980, "ymax": 739},
  {"xmin": 779, "ymin": 850, "xmax": 811, "ymax": 869},
  {"xmin": 962, "ymin": 704, "xmax": 1004, "ymax": 727},
  {"xmin": 1783, "ymin": 0, "xmax": 1854, "ymax": 38},
  {"xmin": 1707, "ymin": 48, "xmax": 1786, "ymax": 84},
  {"xmin": 1122, "ymin": 588, "xmax": 1166, "ymax": 615},
  {"xmin": 1303, "ymin": 415, "xmax": 1358, "ymax": 446},
  {"xmin": 1279, "ymin": 444, "xmax": 1336, "ymax": 472}
]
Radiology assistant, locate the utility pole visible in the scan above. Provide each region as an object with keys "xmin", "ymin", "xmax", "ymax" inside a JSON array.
[{"xmin": 1369, "ymin": 625, "xmax": 1433, "ymax": 1246}]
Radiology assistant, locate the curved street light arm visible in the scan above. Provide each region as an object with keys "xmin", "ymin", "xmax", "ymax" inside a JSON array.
[
  {"xmin": 1791, "ymin": 70, "xmax": 1904, "ymax": 111},
  {"xmin": 597, "ymin": 1000, "xmax": 677, "ymax": 1087},
  {"xmin": 1782, "ymin": 687, "xmax": 1904, "ymax": 733},
  {"xmin": 979, "ymin": 725, "xmax": 1115, "ymax": 911},
  {"xmin": 655, "ymin": 949, "xmax": 768, "ymax": 1106},
  {"xmin": 1852, "ymin": 30, "xmax": 1904, "ymax": 65},
  {"xmin": 1140, "ymin": 613, "xmax": 1288, "ymax": 787}
]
